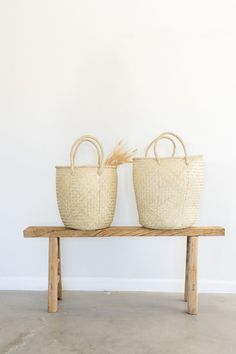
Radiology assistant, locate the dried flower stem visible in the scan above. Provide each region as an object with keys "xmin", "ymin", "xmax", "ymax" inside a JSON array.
[{"xmin": 105, "ymin": 140, "xmax": 136, "ymax": 166}]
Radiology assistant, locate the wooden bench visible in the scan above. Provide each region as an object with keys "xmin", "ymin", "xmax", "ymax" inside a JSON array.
[{"xmin": 23, "ymin": 226, "xmax": 225, "ymax": 315}]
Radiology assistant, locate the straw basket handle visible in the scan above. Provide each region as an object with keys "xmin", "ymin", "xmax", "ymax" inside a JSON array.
[
  {"xmin": 70, "ymin": 135, "xmax": 104, "ymax": 175},
  {"xmin": 154, "ymin": 132, "xmax": 189, "ymax": 165},
  {"xmin": 145, "ymin": 136, "xmax": 177, "ymax": 158}
]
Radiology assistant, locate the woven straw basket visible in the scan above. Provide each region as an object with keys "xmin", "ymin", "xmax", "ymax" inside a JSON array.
[
  {"xmin": 133, "ymin": 132, "xmax": 204, "ymax": 229},
  {"xmin": 56, "ymin": 136, "xmax": 117, "ymax": 230}
]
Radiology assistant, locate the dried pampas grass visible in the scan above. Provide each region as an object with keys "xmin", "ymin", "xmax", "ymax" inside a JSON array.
[{"xmin": 105, "ymin": 140, "xmax": 136, "ymax": 166}]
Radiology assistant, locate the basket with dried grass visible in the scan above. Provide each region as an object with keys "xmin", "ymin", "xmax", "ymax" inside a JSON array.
[{"xmin": 56, "ymin": 136, "xmax": 136, "ymax": 230}]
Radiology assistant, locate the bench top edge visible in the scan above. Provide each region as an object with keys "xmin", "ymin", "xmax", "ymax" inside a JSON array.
[{"xmin": 24, "ymin": 226, "xmax": 225, "ymax": 238}]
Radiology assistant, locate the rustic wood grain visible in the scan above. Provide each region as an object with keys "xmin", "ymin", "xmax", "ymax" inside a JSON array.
[
  {"xmin": 57, "ymin": 238, "xmax": 62, "ymax": 301},
  {"xmin": 184, "ymin": 237, "xmax": 191, "ymax": 302},
  {"xmin": 24, "ymin": 226, "xmax": 225, "ymax": 238},
  {"xmin": 48, "ymin": 238, "xmax": 58, "ymax": 313},
  {"xmin": 187, "ymin": 237, "xmax": 198, "ymax": 315}
]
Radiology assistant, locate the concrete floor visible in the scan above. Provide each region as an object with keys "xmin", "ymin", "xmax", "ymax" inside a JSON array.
[{"xmin": 0, "ymin": 292, "xmax": 236, "ymax": 354}]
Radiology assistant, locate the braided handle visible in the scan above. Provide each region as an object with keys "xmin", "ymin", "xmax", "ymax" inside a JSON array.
[
  {"xmin": 153, "ymin": 132, "xmax": 189, "ymax": 165},
  {"xmin": 145, "ymin": 136, "xmax": 177, "ymax": 158},
  {"xmin": 70, "ymin": 135, "xmax": 104, "ymax": 175}
]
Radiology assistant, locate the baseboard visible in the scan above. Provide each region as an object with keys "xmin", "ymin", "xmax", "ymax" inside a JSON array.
[{"xmin": 1, "ymin": 277, "xmax": 236, "ymax": 293}]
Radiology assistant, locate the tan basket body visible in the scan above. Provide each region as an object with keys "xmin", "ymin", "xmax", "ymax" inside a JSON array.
[
  {"xmin": 133, "ymin": 133, "xmax": 204, "ymax": 229},
  {"xmin": 56, "ymin": 136, "xmax": 117, "ymax": 230},
  {"xmin": 56, "ymin": 166, "xmax": 117, "ymax": 230}
]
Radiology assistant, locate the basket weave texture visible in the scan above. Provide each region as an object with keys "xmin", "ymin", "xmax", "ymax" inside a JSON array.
[
  {"xmin": 56, "ymin": 136, "xmax": 117, "ymax": 230},
  {"xmin": 133, "ymin": 132, "xmax": 204, "ymax": 229}
]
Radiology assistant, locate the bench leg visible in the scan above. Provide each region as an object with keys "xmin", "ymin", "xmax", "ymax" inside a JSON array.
[
  {"xmin": 48, "ymin": 238, "xmax": 58, "ymax": 313},
  {"xmin": 57, "ymin": 238, "xmax": 63, "ymax": 300},
  {"xmin": 187, "ymin": 236, "xmax": 198, "ymax": 315},
  {"xmin": 184, "ymin": 237, "xmax": 191, "ymax": 302}
]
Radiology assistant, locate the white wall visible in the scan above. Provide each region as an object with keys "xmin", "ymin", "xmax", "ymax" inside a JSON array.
[{"xmin": 0, "ymin": 0, "xmax": 236, "ymax": 292}]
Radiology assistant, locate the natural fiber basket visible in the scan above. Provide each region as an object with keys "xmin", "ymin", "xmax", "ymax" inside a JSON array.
[
  {"xmin": 56, "ymin": 136, "xmax": 117, "ymax": 230},
  {"xmin": 133, "ymin": 132, "xmax": 204, "ymax": 229}
]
